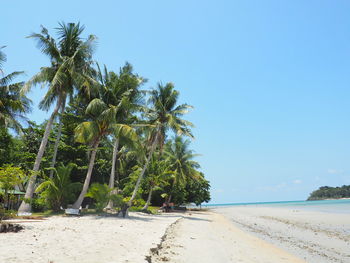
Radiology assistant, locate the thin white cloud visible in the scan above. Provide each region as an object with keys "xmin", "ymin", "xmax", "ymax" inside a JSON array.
[
  {"xmin": 293, "ymin": 179, "xmax": 302, "ymax": 184},
  {"xmin": 327, "ymin": 169, "xmax": 344, "ymax": 175}
]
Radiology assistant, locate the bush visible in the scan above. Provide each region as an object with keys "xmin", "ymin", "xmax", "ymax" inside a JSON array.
[
  {"xmin": 31, "ymin": 198, "xmax": 47, "ymax": 212},
  {"xmin": 123, "ymin": 197, "xmax": 145, "ymax": 208},
  {"xmin": 86, "ymin": 183, "xmax": 123, "ymax": 212}
]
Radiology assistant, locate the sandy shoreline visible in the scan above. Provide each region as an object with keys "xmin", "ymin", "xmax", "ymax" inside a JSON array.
[
  {"xmin": 1, "ymin": 210, "xmax": 309, "ymax": 263},
  {"xmin": 151, "ymin": 211, "xmax": 305, "ymax": 263},
  {"xmin": 215, "ymin": 206, "xmax": 350, "ymax": 263}
]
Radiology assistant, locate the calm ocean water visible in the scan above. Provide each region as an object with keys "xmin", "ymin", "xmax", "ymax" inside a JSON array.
[{"xmin": 204, "ymin": 199, "xmax": 350, "ymax": 214}]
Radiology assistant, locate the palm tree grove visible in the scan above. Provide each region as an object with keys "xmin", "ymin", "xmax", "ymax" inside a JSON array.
[{"xmin": 0, "ymin": 22, "xmax": 210, "ymax": 217}]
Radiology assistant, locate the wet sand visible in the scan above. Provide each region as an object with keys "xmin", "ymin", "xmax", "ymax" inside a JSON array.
[{"xmin": 215, "ymin": 206, "xmax": 350, "ymax": 263}]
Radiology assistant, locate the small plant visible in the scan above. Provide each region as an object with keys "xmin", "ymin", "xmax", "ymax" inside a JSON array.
[
  {"xmin": 35, "ymin": 163, "xmax": 81, "ymax": 211},
  {"xmin": 86, "ymin": 183, "xmax": 124, "ymax": 212}
]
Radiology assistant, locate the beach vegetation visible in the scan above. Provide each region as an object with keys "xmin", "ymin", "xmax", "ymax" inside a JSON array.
[
  {"xmin": 0, "ymin": 22, "xmax": 211, "ymax": 216},
  {"xmin": 307, "ymin": 185, "xmax": 350, "ymax": 200}
]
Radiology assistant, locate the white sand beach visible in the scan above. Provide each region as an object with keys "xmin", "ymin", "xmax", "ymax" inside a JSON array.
[
  {"xmin": 215, "ymin": 206, "xmax": 350, "ymax": 263},
  {"xmin": 1, "ymin": 211, "xmax": 308, "ymax": 263},
  {"xmin": 0, "ymin": 213, "xmax": 181, "ymax": 263}
]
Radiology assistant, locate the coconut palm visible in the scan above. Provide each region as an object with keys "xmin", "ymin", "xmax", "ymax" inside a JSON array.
[
  {"xmin": 0, "ymin": 47, "xmax": 31, "ymax": 132},
  {"xmin": 142, "ymin": 155, "xmax": 172, "ymax": 210},
  {"xmin": 18, "ymin": 23, "xmax": 96, "ymax": 213},
  {"xmin": 95, "ymin": 63, "xmax": 145, "ymax": 209},
  {"xmin": 165, "ymin": 136, "xmax": 200, "ymax": 202},
  {"xmin": 128, "ymin": 82, "xmax": 194, "ymax": 206},
  {"xmin": 72, "ymin": 82, "xmax": 135, "ymax": 209}
]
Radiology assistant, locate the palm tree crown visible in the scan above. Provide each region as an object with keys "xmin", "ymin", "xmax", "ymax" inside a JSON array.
[
  {"xmin": 0, "ymin": 47, "xmax": 31, "ymax": 132},
  {"xmin": 145, "ymin": 82, "xmax": 194, "ymax": 149}
]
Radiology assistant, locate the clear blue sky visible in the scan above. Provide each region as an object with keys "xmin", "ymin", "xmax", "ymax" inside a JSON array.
[{"xmin": 2, "ymin": 1, "xmax": 350, "ymax": 203}]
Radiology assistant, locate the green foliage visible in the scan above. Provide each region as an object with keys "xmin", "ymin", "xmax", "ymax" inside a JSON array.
[
  {"xmin": 30, "ymin": 197, "xmax": 47, "ymax": 212},
  {"xmin": 185, "ymin": 174, "xmax": 211, "ymax": 206},
  {"xmin": 0, "ymin": 207, "xmax": 17, "ymax": 222},
  {"xmin": 123, "ymin": 196, "xmax": 145, "ymax": 207},
  {"xmin": 35, "ymin": 163, "xmax": 81, "ymax": 211},
  {"xmin": 0, "ymin": 128, "xmax": 13, "ymax": 166},
  {"xmin": 85, "ymin": 183, "xmax": 122, "ymax": 212},
  {"xmin": 0, "ymin": 165, "xmax": 26, "ymax": 193},
  {"xmin": 0, "ymin": 22, "xmax": 212, "ymax": 214},
  {"xmin": 307, "ymin": 185, "xmax": 350, "ymax": 200},
  {"xmin": 0, "ymin": 47, "xmax": 31, "ymax": 133}
]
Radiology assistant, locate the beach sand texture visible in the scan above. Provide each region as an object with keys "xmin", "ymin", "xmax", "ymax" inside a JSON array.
[
  {"xmin": 215, "ymin": 206, "xmax": 350, "ymax": 263},
  {"xmin": 0, "ymin": 213, "xmax": 181, "ymax": 263},
  {"xmin": 151, "ymin": 211, "xmax": 305, "ymax": 263},
  {"xmin": 1, "ymin": 210, "xmax": 309, "ymax": 263}
]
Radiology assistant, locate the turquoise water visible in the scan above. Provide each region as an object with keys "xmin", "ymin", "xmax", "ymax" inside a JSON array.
[{"xmin": 204, "ymin": 199, "xmax": 350, "ymax": 214}]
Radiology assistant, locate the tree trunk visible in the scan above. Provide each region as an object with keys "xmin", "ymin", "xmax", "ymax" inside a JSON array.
[
  {"xmin": 128, "ymin": 132, "xmax": 159, "ymax": 207},
  {"xmin": 167, "ymin": 194, "xmax": 172, "ymax": 203},
  {"xmin": 72, "ymin": 138, "xmax": 100, "ymax": 209},
  {"xmin": 18, "ymin": 96, "xmax": 63, "ymax": 214},
  {"xmin": 105, "ymin": 138, "xmax": 119, "ymax": 209},
  {"xmin": 142, "ymin": 187, "xmax": 153, "ymax": 211},
  {"xmin": 49, "ymin": 98, "xmax": 66, "ymax": 178}
]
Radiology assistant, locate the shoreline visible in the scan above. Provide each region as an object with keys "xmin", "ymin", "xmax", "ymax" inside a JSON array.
[
  {"xmin": 1, "ymin": 210, "xmax": 307, "ymax": 263},
  {"xmin": 214, "ymin": 206, "xmax": 350, "ymax": 263},
  {"xmin": 150, "ymin": 211, "xmax": 305, "ymax": 263},
  {"xmin": 3, "ymin": 208, "xmax": 346, "ymax": 262}
]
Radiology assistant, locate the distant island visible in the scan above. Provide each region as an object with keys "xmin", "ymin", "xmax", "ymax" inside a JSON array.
[{"xmin": 307, "ymin": 185, "xmax": 350, "ymax": 200}]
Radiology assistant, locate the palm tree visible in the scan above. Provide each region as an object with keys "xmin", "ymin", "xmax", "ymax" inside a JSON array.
[
  {"xmin": 72, "ymin": 83, "xmax": 134, "ymax": 209},
  {"xmin": 18, "ymin": 23, "xmax": 96, "ymax": 213},
  {"xmin": 128, "ymin": 83, "xmax": 194, "ymax": 206},
  {"xmin": 142, "ymin": 155, "xmax": 172, "ymax": 210},
  {"xmin": 95, "ymin": 63, "xmax": 145, "ymax": 209},
  {"xmin": 0, "ymin": 47, "xmax": 31, "ymax": 132},
  {"xmin": 35, "ymin": 163, "xmax": 81, "ymax": 211},
  {"xmin": 165, "ymin": 136, "xmax": 200, "ymax": 202}
]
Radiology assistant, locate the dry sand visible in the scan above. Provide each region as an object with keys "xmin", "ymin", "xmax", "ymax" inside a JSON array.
[
  {"xmin": 1, "ymin": 210, "xmax": 327, "ymax": 263},
  {"xmin": 215, "ymin": 206, "xmax": 350, "ymax": 263},
  {"xmin": 0, "ymin": 213, "xmax": 181, "ymax": 263}
]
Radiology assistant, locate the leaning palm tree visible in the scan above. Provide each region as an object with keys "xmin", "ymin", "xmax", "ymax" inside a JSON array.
[
  {"xmin": 0, "ymin": 47, "xmax": 31, "ymax": 132},
  {"xmin": 18, "ymin": 23, "xmax": 96, "ymax": 213},
  {"xmin": 128, "ymin": 83, "xmax": 194, "ymax": 206},
  {"xmin": 95, "ymin": 63, "xmax": 145, "ymax": 209},
  {"xmin": 72, "ymin": 85, "xmax": 135, "ymax": 209}
]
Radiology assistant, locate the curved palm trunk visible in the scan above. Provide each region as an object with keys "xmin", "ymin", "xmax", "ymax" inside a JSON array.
[
  {"xmin": 72, "ymin": 138, "xmax": 100, "ymax": 209},
  {"xmin": 142, "ymin": 187, "xmax": 153, "ymax": 211},
  {"xmin": 18, "ymin": 96, "xmax": 63, "ymax": 214},
  {"xmin": 128, "ymin": 132, "xmax": 159, "ymax": 207},
  {"xmin": 49, "ymin": 98, "xmax": 66, "ymax": 178},
  {"xmin": 106, "ymin": 137, "xmax": 119, "ymax": 209}
]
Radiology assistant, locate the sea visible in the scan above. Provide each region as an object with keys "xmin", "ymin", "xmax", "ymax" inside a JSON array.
[{"xmin": 202, "ymin": 199, "xmax": 350, "ymax": 214}]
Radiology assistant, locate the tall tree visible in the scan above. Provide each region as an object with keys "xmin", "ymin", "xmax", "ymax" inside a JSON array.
[
  {"xmin": 18, "ymin": 23, "xmax": 96, "ymax": 213},
  {"xmin": 128, "ymin": 83, "xmax": 194, "ymax": 206},
  {"xmin": 0, "ymin": 47, "xmax": 31, "ymax": 133},
  {"xmin": 72, "ymin": 83, "xmax": 134, "ymax": 209},
  {"xmin": 95, "ymin": 63, "xmax": 145, "ymax": 208}
]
